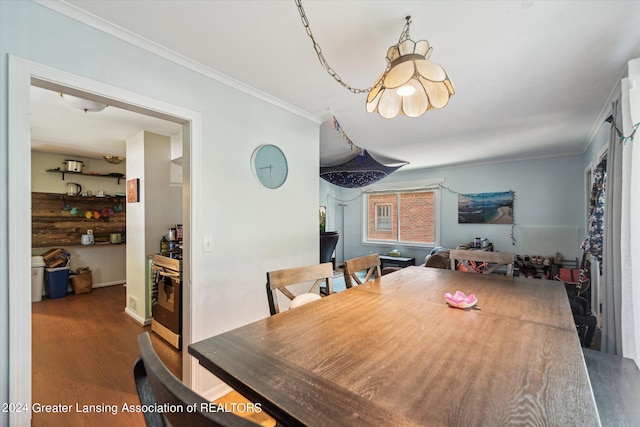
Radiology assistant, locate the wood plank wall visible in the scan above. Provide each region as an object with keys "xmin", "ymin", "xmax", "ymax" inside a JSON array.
[{"xmin": 32, "ymin": 192, "xmax": 126, "ymax": 247}]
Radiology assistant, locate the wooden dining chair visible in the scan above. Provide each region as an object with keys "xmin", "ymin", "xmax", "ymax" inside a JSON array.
[
  {"xmin": 449, "ymin": 249, "xmax": 515, "ymax": 276},
  {"xmin": 133, "ymin": 332, "xmax": 259, "ymax": 427},
  {"xmin": 343, "ymin": 254, "xmax": 382, "ymax": 288},
  {"xmin": 266, "ymin": 262, "xmax": 334, "ymax": 315}
]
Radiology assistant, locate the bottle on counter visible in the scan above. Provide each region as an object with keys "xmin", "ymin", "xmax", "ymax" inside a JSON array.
[{"xmin": 160, "ymin": 236, "xmax": 169, "ymax": 256}]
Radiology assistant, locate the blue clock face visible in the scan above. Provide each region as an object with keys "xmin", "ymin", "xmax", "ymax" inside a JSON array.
[{"xmin": 251, "ymin": 145, "xmax": 288, "ymax": 189}]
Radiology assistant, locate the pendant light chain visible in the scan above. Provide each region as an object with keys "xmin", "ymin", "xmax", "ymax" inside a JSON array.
[
  {"xmin": 295, "ymin": 0, "xmax": 373, "ymax": 94},
  {"xmin": 398, "ymin": 16, "xmax": 412, "ymax": 45}
]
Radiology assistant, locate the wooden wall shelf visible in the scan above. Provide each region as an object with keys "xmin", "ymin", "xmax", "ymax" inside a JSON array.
[{"xmin": 32, "ymin": 192, "xmax": 126, "ymax": 248}]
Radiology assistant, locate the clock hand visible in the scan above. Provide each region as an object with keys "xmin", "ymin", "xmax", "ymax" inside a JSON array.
[{"xmin": 260, "ymin": 164, "xmax": 274, "ymax": 176}]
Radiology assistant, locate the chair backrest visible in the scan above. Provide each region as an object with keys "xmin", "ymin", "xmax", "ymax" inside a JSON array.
[
  {"xmin": 133, "ymin": 332, "xmax": 258, "ymax": 427},
  {"xmin": 343, "ymin": 254, "xmax": 382, "ymax": 288},
  {"xmin": 266, "ymin": 262, "xmax": 334, "ymax": 315},
  {"xmin": 449, "ymin": 249, "xmax": 514, "ymax": 276}
]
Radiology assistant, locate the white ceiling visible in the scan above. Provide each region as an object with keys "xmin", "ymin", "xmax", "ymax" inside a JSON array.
[
  {"xmin": 30, "ymin": 86, "xmax": 182, "ymax": 159},
  {"xmin": 31, "ymin": 0, "xmax": 640, "ymax": 170}
]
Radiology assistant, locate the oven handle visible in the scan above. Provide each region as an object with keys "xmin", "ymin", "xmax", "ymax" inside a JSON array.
[{"xmin": 158, "ymin": 270, "xmax": 180, "ymax": 278}]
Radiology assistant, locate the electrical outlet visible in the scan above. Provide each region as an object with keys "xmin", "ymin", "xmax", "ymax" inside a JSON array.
[
  {"xmin": 87, "ymin": 229, "xmax": 93, "ymax": 235},
  {"xmin": 128, "ymin": 296, "xmax": 137, "ymax": 311}
]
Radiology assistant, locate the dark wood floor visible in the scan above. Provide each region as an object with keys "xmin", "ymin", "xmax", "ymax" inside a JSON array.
[{"xmin": 31, "ymin": 285, "xmax": 181, "ymax": 427}]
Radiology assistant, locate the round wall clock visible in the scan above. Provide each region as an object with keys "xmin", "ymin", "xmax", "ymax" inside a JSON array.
[{"xmin": 251, "ymin": 144, "xmax": 288, "ymax": 189}]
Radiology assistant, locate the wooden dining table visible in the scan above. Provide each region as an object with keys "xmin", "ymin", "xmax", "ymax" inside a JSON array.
[{"xmin": 188, "ymin": 266, "xmax": 600, "ymax": 426}]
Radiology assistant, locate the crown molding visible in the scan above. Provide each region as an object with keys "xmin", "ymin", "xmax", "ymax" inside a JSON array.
[{"xmin": 34, "ymin": 0, "xmax": 323, "ymax": 124}]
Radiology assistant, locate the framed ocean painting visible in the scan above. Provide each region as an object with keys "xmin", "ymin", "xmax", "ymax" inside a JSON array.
[{"xmin": 458, "ymin": 191, "xmax": 514, "ymax": 224}]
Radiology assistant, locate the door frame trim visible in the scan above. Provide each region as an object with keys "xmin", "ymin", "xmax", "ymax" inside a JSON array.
[{"xmin": 8, "ymin": 55, "xmax": 202, "ymax": 425}]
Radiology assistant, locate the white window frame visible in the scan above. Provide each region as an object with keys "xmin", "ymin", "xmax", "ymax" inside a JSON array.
[
  {"xmin": 362, "ymin": 184, "xmax": 441, "ymax": 248},
  {"xmin": 375, "ymin": 203, "xmax": 393, "ymax": 231}
]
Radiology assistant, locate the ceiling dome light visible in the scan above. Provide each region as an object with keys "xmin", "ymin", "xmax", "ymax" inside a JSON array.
[
  {"xmin": 60, "ymin": 93, "xmax": 108, "ymax": 113},
  {"xmin": 366, "ymin": 16, "xmax": 455, "ymax": 118}
]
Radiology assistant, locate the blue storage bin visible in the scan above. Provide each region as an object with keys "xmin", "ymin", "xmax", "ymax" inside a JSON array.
[{"xmin": 45, "ymin": 267, "xmax": 70, "ymax": 299}]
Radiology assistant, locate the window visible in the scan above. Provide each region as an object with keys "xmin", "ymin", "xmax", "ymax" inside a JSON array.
[
  {"xmin": 364, "ymin": 189, "xmax": 439, "ymax": 246},
  {"xmin": 375, "ymin": 204, "xmax": 392, "ymax": 230}
]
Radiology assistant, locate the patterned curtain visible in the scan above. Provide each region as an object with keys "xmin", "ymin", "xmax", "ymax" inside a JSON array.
[{"xmin": 581, "ymin": 159, "xmax": 606, "ymax": 268}]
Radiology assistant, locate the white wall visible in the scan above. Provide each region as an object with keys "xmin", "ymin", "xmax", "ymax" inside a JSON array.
[
  {"xmin": 0, "ymin": 0, "xmax": 320, "ymax": 416},
  {"xmin": 126, "ymin": 131, "xmax": 181, "ymax": 323},
  {"xmin": 324, "ymin": 154, "xmax": 586, "ymax": 264}
]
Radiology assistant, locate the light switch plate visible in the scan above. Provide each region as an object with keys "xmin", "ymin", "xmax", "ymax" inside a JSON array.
[{"xmin": 203, "ymin": 235, "xmax": 213, "ymax": 252}]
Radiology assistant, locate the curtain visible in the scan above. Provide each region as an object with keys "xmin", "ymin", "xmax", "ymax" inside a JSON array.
[
  {"xmin": 582, "ymin": 160, "xmax": 606, "ymax": 267},
  {"xmin": 601, "ymin": 57, "xmax": 640, "ymax": 368},
  {"xmin": 620, "ymin": 59, "xmax": 640, "ymax": 367},
  {"xmin": 600, "ymin": 101, "xmax": 623, "ymax": 355}
]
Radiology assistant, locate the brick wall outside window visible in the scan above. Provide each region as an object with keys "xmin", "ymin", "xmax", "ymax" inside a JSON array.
[
  {"xmin": 369, "ymin": 194, "xmax": 397, "ymax": 240},
  {"xmin": 365, "ymin": 190, "xmax": 437, "ymax": 245}
]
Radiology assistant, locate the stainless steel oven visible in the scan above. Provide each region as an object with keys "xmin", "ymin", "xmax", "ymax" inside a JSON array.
[{"xmin": 151, "ymin": 254, "xmax": 182, "ymax": 349}]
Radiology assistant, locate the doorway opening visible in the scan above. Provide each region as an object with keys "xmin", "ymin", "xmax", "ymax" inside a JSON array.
[{"xmin": 8, "ymin": 56, "xmax": 201, "ymax": 425}]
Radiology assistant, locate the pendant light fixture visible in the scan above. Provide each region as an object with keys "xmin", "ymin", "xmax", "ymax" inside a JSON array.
[
  {"xmin": 295, "ymin": 1, "xmax": 454, "ymax": 118},
  {"xmin": 365, "ymin": 16, "xmax": 455, "ymax": 118}
]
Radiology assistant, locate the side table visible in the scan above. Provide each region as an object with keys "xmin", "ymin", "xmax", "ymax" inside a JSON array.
[{"xmin": 379, "ymin": 255, "xmax": 416, "ymax": 269}]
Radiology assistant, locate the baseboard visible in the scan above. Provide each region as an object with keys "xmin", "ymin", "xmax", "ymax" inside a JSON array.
[
  {"xmin": 93, "ymin": 280, "xmax": 126, "ymax": 288},
  {"xmin": 200, "ymin": 382, "xmax": 233, "ymax": 402},
  {"xmin": 124, "ymin": 307, "xmax": 151, "ymax": 326}
]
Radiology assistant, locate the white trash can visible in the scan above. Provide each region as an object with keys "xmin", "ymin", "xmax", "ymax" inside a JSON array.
[{"xmin": 31, "ymin": 256, "xmax": 46, "ymax": 302}]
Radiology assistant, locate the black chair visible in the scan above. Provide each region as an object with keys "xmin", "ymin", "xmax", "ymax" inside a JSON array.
[
  {"xmin": 319, "ymin": 231, "xmax": 339, "ymax": 269},
  {"xmin": 569, "ymin": 296, "xmax": 597, "ymax": 348},
  {"xmin": 133, "ymin": 332, "xmax": 259, "ymax": 427}
]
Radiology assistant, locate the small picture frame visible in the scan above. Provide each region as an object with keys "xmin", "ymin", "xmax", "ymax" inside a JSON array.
[{"xmin": 127, "ymin": 178, "xmax": 140, "ymax": 203}]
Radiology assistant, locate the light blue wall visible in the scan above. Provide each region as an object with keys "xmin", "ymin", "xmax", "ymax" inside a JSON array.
[
  {"xmin": 321, "ymin": 155, "xmax": 586, "ymax": 265},
  {"xmin": 1, "ymin": 0, "xmax": 320, "ymax": 411}
]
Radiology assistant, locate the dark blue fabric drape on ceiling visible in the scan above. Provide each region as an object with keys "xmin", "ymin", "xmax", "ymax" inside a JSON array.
[{"xmin": 320, "ymin": 150, "xmax": 405, "ymax": 188}]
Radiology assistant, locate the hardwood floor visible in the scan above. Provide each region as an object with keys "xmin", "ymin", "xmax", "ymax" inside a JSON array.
[
  {"xmin": 32, "ymin": 285, "xmax": 180, "ymax": 427},
  {"xmin": 31, "ymin": 284, "xmax": 274, "ymax": 427}
]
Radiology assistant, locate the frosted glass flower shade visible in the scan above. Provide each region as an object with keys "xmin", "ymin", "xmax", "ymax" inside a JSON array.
[{"xmin": 366, "ymin": 39, "xmax": 455, "ymax": 118}]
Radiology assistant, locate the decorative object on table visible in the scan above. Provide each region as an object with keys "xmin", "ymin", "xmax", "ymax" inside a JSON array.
[
  {"xmin": 444, "ymin": 291, "xmax": 478, "ymax": 309},
  {"xmin": 127, "ymin": 178, "xmax": 140, "ymax": 203},
  {"xmin": 458, "ymin": 191, "xmax": 514, "ymax": 224},
  {"xmin": 251, "ymin": 144, "xmax": 288, "ymax": 189},
  {"xmin": 389, "ymin": 249, "xmax": 401, "ymax": 257},
  {"xmin": 295, "ymin": 1, "xmax": 454, "ymax": 118}
]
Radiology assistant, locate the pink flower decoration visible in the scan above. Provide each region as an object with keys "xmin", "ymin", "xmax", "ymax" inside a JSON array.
[{"xmin": 444, "ymin": 291, "xmax": 478, "ymax": 309}]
